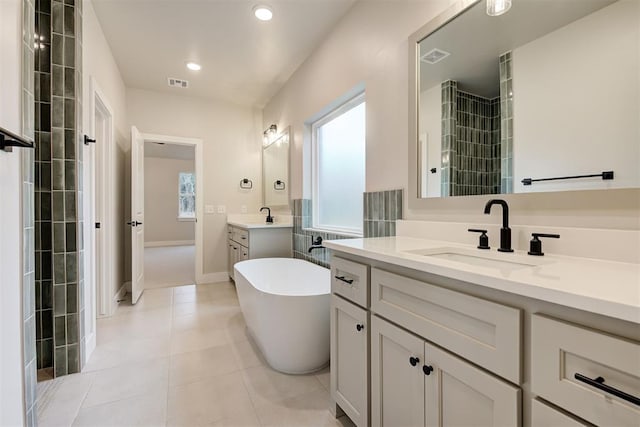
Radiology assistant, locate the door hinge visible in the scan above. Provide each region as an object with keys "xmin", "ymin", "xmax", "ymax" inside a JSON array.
[{"xmin": 95, "ymin": 222, "xmax": 101, "ymax": 229}]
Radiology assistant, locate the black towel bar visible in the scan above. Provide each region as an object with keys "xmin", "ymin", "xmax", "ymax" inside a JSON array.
[
  {"xmin": 0, "ymin": 126, "xmax": 34, "ymax": 151},
  {"xmin": 521, "ymin": 171, "xmax": 613, "ymax": 186}
]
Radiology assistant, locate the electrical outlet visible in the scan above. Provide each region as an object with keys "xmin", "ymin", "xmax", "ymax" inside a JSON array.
[
  {"xmin": 217, "ymin": 205, "xmax": 226, "ymax": 214},
  {"xmin": 241, "ymin": 205, "xmax": 247, "ymax": 213},
  {"xmin": 205, "ymin": 205, "xmax": 215, "ymax": 214}
]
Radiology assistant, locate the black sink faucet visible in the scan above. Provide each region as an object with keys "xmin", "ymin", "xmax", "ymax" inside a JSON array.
[
  {"xmin": 483, "ymin": 199, "xmax": 514, "ymax": 253},
  {"xmin": 260, "ymin": 206, "xmax": 273, "ymax": 224}
]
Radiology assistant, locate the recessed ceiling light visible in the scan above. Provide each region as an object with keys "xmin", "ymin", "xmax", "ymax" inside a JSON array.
[
  {"xmin": 253, "ymin": 5, "xmax": 273, "ymax": 21},
  {"xmin": 186, "ymin": 62, "xmax": 201, "ymax": 71}
]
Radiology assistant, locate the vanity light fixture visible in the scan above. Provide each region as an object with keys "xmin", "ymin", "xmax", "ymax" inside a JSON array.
[
  {"xmin": 263, "ymin": 124, "xmax": 278, "ymax": 144},
  {"xmin": 186, "ymin": 62, "xmax": 201, "ymax": 71},
  {"xmin": 486, "ymin": 0, "xmax": 512, "ymax": 16},
  {"xmin": 253, "ymin": 5, "xmax": 273, "ymax": 21}
]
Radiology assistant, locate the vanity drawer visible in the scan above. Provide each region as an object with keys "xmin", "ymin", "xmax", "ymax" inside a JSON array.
[
  {"xmin": 531, "ymin": 399, "xmax": 590, "ymax": 427},
  {"xmin": 233, "ymin": 228, "xmax": 249, "ymax": 245},
  {"xmin": 531, "ymin": 314, "xmax": 640, "ymax": 426},
  {"xmin": 331, "ymin": 257, "xmax": 369, "ymax": 308},
  {"xmin": 371, "ymin": 268, "xmax": 521, "ymax": 384}
]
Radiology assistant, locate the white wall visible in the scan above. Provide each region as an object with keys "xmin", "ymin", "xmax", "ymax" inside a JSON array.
[
  {"xmin": 263, "ymin": 0, "xmax": 455, "ymax": 200},
  {"xmin": 263, "ymin": 0, "xmax": 640, "ymax": 231},
  {"xmin": 83, "ymin": 0, "xmax": 130, "ymax": 297},
  {"xmin": 144, "ymin": 157, "xmax": 195, "ymax": 243},
  {"xmin": 0, "ymin": 0, "xmax": 26, "ymax": 424},
  {"xmin": 127, "ymin": 88, "xmax": 263, "ymax": 275},
  {"xmin": 513, "ymin": 0, "xmax": 639, "ymax": 193}
]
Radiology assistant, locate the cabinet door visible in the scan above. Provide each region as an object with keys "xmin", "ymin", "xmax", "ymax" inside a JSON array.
[
  {"xmin": 240, "ymin": 246, "xmax": 249, "ymax": 261},
  {"xmin": 371, "ymin": 316, "xmax": 425, "ymax": 427},
  {"xmin": 331, "ymin": 295, "xmax": 368, "ymax": 427},
  {"xmin": 424, "ymin": 342, "xmax": 521, "ymax": 427}
]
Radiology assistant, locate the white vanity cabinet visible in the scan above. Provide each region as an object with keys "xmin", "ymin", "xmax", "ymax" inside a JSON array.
[
  {"xmin": 326, "ymin": 243, "xmax": 640, "ymax": 427},
  {"xmin": 330, "ymin": 257, "xmax": 370, "ymax": 427},
  {"xmin": 370, "ymin": 301, "xmax": 520, "ymax": 427},
  {"xmin": 227, "ymin": 224, "xmax": 291, "ymax": 280}
]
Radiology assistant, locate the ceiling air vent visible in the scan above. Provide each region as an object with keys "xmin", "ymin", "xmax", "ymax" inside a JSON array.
[
  {"xmin": 168, "ymin": 78, "xmax": 189, "ymax": 88},
  {"xmin": 420, "ymin": 48, "xmax": 450, "ymax": 65}
]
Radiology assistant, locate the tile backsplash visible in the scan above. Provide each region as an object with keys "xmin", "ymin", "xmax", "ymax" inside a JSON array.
[{"xmin": 292, "ymin": 189, "xmax": 403, "ymax": 267}]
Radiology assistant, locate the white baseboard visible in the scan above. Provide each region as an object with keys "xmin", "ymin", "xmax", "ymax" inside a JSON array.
[
  {"xmin": 197, "ymin": 272, "xmax": 230, "ymax": 284},
  {"xmin": 144, "ymin": 240, "xmax": 195, "ymax": 248}
]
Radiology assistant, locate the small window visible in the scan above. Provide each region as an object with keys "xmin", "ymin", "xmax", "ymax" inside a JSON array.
[
  {"xmin": 178, "ymin": 172, "xmax": 195, "ymax": 218},
  {"xmin": 312, "ymin": 93, "xmax": 366, "ymax": 235}
]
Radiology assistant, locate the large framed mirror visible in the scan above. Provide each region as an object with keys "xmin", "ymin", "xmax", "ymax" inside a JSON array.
[
  {"xmin": 409, "ymin": 0, "xmax": 639, "ymax": 200},
  {"xmin": 263, "ymin": 127, "xmax": 290, "ymax": 209}
]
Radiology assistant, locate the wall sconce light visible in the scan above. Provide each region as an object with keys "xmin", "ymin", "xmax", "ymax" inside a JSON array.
[
  {"xmin": 486, "ymin": 0, "xmax": 511, "ymax": 16},
  {"xmin": 263, "ymin": 124, "xmax": 278, "ymax": 145}
]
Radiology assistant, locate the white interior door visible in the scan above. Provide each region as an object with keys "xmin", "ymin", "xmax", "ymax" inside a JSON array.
[{"xmin": 130, "ymin": 126, "xmax": 145, "ymax": 304}]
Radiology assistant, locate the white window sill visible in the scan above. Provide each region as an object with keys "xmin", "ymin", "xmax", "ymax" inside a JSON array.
[
  {"xmin": 177, "ymin": 217, "xmax": 196, "ymax": 222},
  {"xmin": 302, "ymin": 227, "xmax": 362, "ymax": 238}
]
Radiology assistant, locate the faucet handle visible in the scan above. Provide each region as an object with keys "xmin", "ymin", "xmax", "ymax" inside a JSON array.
[
  {"xmin": 528, "ymin": 233, "xmax": 560, "ymax": 256},
  {"xmin": 468, "ymin": 229, "xmax": 490, "ymax": 250}
]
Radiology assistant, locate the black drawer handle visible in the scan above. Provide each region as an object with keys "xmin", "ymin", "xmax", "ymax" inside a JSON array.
[
  {"xmin": 356, "ymin": 324, "xmax": 364, "ymax": 332},
  {"xmin": 409, "ymin": 356, "xmax": 420, "ymax": 367},
  {"xmin": 423, "ymin": 365, "xmax": 433, "ymax": 376},
  {"xmin": 334, "ymin": 275, "xmax": 354, "ymax": 285},
  {"xmin": 574, "ymin": 373, "xmax": 640, "ymax": 406}
]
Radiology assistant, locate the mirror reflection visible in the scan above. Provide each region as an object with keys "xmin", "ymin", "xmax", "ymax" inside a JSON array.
[
  {"xmin": 417, "ymin": 0, "xmax": 639, "ymax": 198},
  {"xmin": 263, "ymin": 129, "xmax": 290, "ymax": 207}
]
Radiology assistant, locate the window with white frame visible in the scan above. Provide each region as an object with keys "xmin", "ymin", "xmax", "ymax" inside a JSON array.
[
  {"xmin": 312, "ymin": 93, "xmax": 365, "ymax": 235},
  {"xmin": 178, "ymin": 172, "xmax": 196, "ymax": 218}
]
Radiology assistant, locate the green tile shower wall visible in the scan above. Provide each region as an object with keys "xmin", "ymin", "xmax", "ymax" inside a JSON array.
[
  {"xmin": 292, "ymin": 189, "xmax": 403, "ymax": 267},
  {"xmin": 499, "ymin": 52, "xmax": 514, "ymax": 193},
  {"xmin": 34, "ymin": 0, "xmax": 83, "ymax": 379},
  {"xmin": 23, "ymin": 0, "xmax": 37, "ymax": 424},
  {"xmin": 454, "ymin": 90, "xmax": 501, "ymax": 196}
]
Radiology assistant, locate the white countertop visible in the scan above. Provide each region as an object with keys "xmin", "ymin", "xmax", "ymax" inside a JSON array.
[
  {"xmin": 324, "ymin": 236, "xmax": 640, "ymax": 324},
  {"xmin": 227, "ymin": 214, "xmax": 292, "ymax": 229}
]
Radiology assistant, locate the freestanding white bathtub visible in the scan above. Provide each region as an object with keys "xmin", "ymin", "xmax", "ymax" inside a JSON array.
[{"xmin": 234, "ymin": 258, "xmax": 330, "ymax": 374}]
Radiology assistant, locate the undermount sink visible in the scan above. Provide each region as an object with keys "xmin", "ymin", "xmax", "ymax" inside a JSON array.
[{"xmin": 405, "ymin": 247, "xmax": 549, "ymax": 271}]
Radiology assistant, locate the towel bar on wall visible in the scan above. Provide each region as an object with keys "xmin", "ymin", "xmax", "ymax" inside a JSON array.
[
  {"xmin": 0, "ymin": 126, "xmax": 34, "ymax": 152},
  {"xmin": 521, "ymin": 171, "xmax": 614, "ymax": 186}
]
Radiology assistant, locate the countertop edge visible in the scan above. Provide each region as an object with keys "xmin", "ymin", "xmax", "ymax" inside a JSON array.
[{"xmin": 324, "ymin": 240, "xmax": 640, "ymax": 325}]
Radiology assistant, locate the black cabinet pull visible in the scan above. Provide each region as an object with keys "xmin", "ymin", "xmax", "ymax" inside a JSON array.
[
  {"xmin": 356, "ymin": 324, "xmax": 364, "ymax": 332},
  {"xmin": 423, "ymin": 365, "xmax": 434, "ymax": 376},
  {"xmin": 334, "ymin": 275, "xmax": 354, "ymax": 285},
  {"xmin": 409, "ymin": 356, "xmax": 420, "ymax": 367},
  {"xmin": 574, "ymin": 373, "xmax": 640, "ymax": 406}
]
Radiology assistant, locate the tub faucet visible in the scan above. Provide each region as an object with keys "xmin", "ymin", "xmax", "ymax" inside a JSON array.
[
  {"xmin": 308, "ymin": 236, "xmax": 324, "ymax": 253},
  {"xmin": 260, "ymin": 206, "xmax": 273, "ymax": 224},
  {"xmin": 483, "ymin": 199, "xmax": 513, "ymax": 252}
]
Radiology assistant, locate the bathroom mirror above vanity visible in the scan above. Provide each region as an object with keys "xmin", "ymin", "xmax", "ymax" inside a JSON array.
[
  {"xmin": 409, "ymin": 0, "xmax": 639, "ymax": 199},
  {"xmin": 262, "ymin": 127, "xmax": 290, "ymax": 208}
]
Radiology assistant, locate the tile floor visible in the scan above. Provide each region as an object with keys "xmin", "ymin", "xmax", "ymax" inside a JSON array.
[
  {"xmin": 144, "ymin": 245, "xmax": 196, "ymax": 289},
  {"xmin": 37, "ymin": 281, "xmax": 355, "ymax": 427}
]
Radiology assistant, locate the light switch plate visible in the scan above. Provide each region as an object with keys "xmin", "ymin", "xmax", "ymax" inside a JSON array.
[
  {"xmin": 217, "ymin": 205, "xmax": 226, "ymax": 214},
  {"xmin": 205, "ymin": 205, "xmax": 215, "ymax": 214}
]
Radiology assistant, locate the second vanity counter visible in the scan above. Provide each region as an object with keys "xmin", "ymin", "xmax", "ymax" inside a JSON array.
[{"xmin": 324, "ymin": 236, "xmax": 640, "ymax": 324}]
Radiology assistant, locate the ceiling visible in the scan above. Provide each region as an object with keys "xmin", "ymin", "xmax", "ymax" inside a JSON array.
[
  {"xmin": 145, "ymin": 141, "xmax": 195, "ymax": 160},
  {"xmin": 419, "ymin": 0, "xmax": 615, "ymax": 98},
  {"xmin": 91, "ymin": 0, "xmax": 357, "ymax": 108}
]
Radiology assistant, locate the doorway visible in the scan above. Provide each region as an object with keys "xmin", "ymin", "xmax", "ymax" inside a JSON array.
[
  {"xmin": 84, "ymin": 78, "xmax": 115, "ymax": 365},
  {"xmin": 128, "ymin": 131, "xmax": 204, "ymax": 304},
  {"xmin": 143, "ymin": 141, "xmax": 196, "ymax": 289}
]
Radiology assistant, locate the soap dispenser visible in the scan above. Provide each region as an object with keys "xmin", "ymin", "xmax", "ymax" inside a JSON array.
[{"xmin": 468, "ymin": 229, "xmax": 490, "ymax": 250}]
